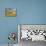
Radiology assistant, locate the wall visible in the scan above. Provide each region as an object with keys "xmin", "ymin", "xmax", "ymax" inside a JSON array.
[{"xmin": 0, "ymin": 0, "xmax": 46, "ymax": 44}]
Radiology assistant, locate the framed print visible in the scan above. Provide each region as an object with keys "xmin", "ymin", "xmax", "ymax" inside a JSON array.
[{"xmin": 5, "ymin": 8, "xmax": 16, "ymax": 17}]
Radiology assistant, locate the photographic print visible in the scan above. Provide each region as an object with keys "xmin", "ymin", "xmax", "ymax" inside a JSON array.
[{"xmin": 5, "ymin": 8, "xmax": 16, "ymax": 17}]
